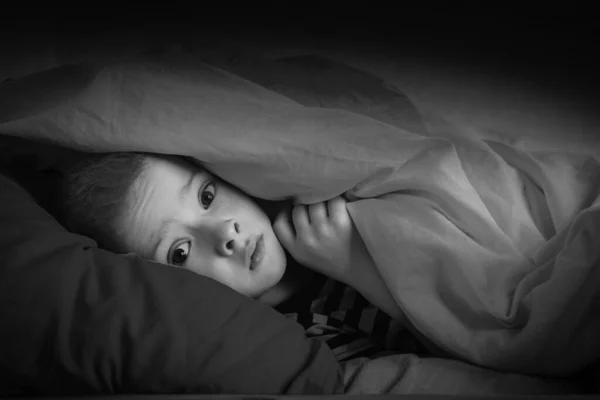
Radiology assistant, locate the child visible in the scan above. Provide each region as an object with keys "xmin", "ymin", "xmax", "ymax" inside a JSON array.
[{"xmin": 62, "ymin": 152, "xmax": 430, "ymax": 361}]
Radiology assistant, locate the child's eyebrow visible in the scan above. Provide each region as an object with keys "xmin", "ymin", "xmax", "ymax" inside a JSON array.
[{"xmin": 179, "ymin": 171, "xmax": 197, "ymax": 202}]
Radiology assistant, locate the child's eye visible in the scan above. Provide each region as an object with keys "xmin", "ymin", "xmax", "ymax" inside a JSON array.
[
  {"xmin": 200, "ymin": 181, "xmax": 216, "ymax": 209},
  {"xmin": 169, "ymin": 241, "xmax": 190, "ymax": 267}
]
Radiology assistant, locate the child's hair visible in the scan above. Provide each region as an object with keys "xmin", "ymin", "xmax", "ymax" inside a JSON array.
[{"xmin": 62, "ymin": 152, "xmax": 154, "ymax": 253}]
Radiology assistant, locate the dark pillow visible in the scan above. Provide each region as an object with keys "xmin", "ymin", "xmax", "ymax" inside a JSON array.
[{"xmin": 0, "ymin": 169, "xmax": 343, "ymax": 395}]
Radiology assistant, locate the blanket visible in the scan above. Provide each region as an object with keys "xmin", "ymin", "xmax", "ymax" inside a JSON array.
[{"xmin": 1, "ymin": 49, "xmax": 599, "ymax": 377}]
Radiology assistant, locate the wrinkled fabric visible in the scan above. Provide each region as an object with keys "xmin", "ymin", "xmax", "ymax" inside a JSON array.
[
  {"xmin": 1, "ymin": 50, "xmax": 599, "ymax": 378},
  {"xmin": 342, "ymin": 353, "xmax": 592, "ymax": 395}
]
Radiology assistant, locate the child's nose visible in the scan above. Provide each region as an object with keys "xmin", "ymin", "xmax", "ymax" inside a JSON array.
[{"xmin": 216, "ymin": 220, "xmax": 241, "ymax": 257}]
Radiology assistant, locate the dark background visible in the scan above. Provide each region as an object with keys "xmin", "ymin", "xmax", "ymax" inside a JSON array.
[{"xmin": 3, "ymin": 3, "xmax": 599, "ymax": 96}]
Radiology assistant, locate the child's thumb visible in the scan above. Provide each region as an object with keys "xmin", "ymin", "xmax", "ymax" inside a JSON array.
[{"xmin": 272, "ymin": 208, "xmax": 296, "ymax": 252}]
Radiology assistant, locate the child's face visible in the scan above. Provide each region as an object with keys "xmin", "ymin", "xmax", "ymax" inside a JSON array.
[{"xmin": 119, "ymin": 156, "xmax": 287, "ymax": 299}]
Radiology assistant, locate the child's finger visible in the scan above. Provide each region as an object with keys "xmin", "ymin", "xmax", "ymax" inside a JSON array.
[
  {"xmin": 308, "ymin": 201, "xmax": 328, "ymax": 225},
  {"xmin": 327, "ymin": 196, "xmax": 350, "ymax": 224},
  {"xmin": 292, "ymin": 204, "xmax": 311, "ymax": 235},
  {"xmin": 273, "ymin": 208, "xmax": 296, "ymax": 249}
]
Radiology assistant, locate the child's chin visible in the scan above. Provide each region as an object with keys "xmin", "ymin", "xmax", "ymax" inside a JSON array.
[
  {"xmin": 259, "ymin": 268, "xmax": 284, "ymax": 291},
  {"xmin": 253, "ymin": 287, "xmax": 272, "ymax": 302},
  {"xmin": 254, "ymin": 286, "xmax": 285, "ymax": 306},
  {"xmin": 254, "ymin": 269, "xmax": 285, "ymax": 299}
]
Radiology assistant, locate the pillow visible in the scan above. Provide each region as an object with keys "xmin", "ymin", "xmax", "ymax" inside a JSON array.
[{"xmin": 0, "ymin": 169, "xmax": 343, "ymax": 395}]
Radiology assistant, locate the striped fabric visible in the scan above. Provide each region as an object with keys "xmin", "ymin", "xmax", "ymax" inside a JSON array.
[{"xmin": 282, "ymin": 278, "xmax": 429, "ymax": 362}]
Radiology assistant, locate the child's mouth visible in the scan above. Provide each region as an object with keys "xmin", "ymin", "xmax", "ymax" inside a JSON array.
[{"xmin": 250, "ymin": 235, "xmax": 264, "ymax": 271}]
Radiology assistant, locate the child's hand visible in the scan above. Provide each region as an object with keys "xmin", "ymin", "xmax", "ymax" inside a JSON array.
[
  {"xmin": 273, "ymin": 196, "xmax": 359, "ymax": 283},
  {"xmin": 275, "ymin": 196, "xmax": 405, "ymax": 320}
]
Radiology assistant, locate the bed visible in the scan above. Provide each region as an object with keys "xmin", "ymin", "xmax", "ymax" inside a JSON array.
[{"xmin": 1, "ymin": 17, "xmax": 599, "ymax": 397}]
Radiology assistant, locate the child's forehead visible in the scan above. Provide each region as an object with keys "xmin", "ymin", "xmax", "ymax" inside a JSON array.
[{"xmin": 130, "ymin": 157, "xmax": 192, "ymax": 204}]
